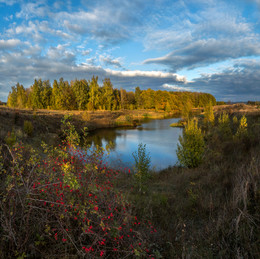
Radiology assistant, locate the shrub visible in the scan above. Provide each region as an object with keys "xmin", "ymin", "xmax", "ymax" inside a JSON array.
[
  {"xmin": 0, "ymin": 142, "xmax": 156, "ymax": 258},
  {"xmin": 132, "ymin": 143, "xmax": 151, "ymax": 192},
  {"xmin": 217, "ymin": 112, "xmax": 232, "ymax": 139},
  {"xmin": 176, "ymin": 119, "xmax": 205, "ymax": 168},
  {"xmin": 23, "ymin": 120, "xmax": 34, "ymax": 136},
  {"xmin": 204, "ymin": 102, "xmax": 215, "ymax": 127},
  {"xmin": 235, "ymin": 115, "xmax": 248, "ymax": 139},
  {"xmin": 4, "ymin": 130, "xmax": 17, "ymax": 146},
  {"xmin": 61, "ymin": 115, "xmax": 80, "ymax": 147}
]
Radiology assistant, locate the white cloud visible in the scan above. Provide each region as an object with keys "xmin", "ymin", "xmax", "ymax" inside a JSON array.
[
  {"xmin": 81, "ymin": 50, "xmax": 92, "ymax": 56},
  {"xmin": 16, "ymin": 1, "xmax": 48, "ymax": 20},
  {"xmin": 162, "ymin": 84, "xmax": 191, "ymax": 91},
  {"xmin": 104, "ymin": 69, "xmax": 187, "ymax": 82},
  {"xmin": 0, "ymin": 39, "xmax": 21, "ymax": 49}
]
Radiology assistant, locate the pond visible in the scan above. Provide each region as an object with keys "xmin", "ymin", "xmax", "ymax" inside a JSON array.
[{"xmin": 87, "ymin": 117, "xmax": 183, "ymax": 171}]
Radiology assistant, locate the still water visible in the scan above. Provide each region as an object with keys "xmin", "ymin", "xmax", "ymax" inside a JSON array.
[{"xmin": 87, "ymin": 117, "xmax": 183, "ymax": 171}]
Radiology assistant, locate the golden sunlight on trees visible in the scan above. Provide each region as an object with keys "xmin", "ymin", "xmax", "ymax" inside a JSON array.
[
  {"xmin": 7, "ymin": 77, "xmax": 216, "ymax": 112},
  {"xmin": 235, "ymin": 115, "xmax": 248, "ymax": 139},
  {"xmin": 176, "ymin": 119, "xmax": 205, "ymax": 168},
  {"xmin": 204, "ymin": 101, "xmax": 215, "ymax": 127}
]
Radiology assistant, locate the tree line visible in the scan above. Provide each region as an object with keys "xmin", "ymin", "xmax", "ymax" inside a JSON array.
[{"xmin": 7, "ymin": 76, "xmax": 216, "ymax": 111}]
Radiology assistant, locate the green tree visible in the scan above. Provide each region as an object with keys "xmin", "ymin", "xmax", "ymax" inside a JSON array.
[
  {"xmin": 29, "ymin": 79, "xmax": 43, "ymax": 109},
  {"xmin": 218, "ymin": 112, "xmax": 232, "ymax": 139},
  {"xmin": 88, "ymin": 76, "xmax": 99, "ymax": 110},
  {"xmin": 51, "ymin": 79, "xmax": 62, "ymax": 109},
  {"xmin": 177, "ymin": 119, "xmax": 205, "ymax": 168},
  {"xmin": 132, "ymin": 143, "xmax": 151, "ymax": 192},
  {"xmin": 41, "ymin": 80, "xmax": 52, "ymax": 109},
  {"xmin": 102, "ymin": 78, "xmax": 114, "ymax": 110},
  {"xmin": 71, "ymin": 79, "xmax": 89, "ymax": 110},
  {"xmin": 7, "ymin": 85, "xmax": 18, "ymax": 108},
  {"xmin": 60, "ymin": 80, "xmax": 77, "ymax": 110}
]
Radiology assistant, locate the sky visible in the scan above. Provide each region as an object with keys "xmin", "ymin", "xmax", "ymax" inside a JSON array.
[{"xmin": 0, "ymin": 0, "xmax": 260, "ymax": 102}]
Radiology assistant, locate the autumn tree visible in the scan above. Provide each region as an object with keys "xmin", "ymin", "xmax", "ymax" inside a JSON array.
[
  {"xmin": 235, "ymin": 115, "xmax": 248, "ymax": 138},
  {"xmin": 204, "ymin": 101, "xmax": 215, "ymax": 127},
  {"xmin": 120, "ymin": 88, "xmax": 127, "ymax": 109},
  {"xmin": 7, "ymin": 85, "xmax": 18, "ymax": 108},
  {"xmin": 135, "ymin": 86, "xmax": 142, "ymax": 109},
  {"xmin": 218, "ymin": 112, "xmax": 232, "ymax": 139},
  {"xmin": 88, "ymin": 76, "xmax": 99, "ymax": 110},
  {"xmin": 177, "ymin": 119, "xmax": 205, "ymax": 168}
]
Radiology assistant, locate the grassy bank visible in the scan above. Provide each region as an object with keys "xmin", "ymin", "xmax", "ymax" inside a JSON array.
[
  {"xmin": 116, "ymin": 110, "xmax": 260, "ymax": 258},
  {"xmin": 0, "ymin": 105, "xmax": 177, "ymax": 146},
  {"xmin": 0, "ymin": 105, "xmax": 259, "ymax": 258}
]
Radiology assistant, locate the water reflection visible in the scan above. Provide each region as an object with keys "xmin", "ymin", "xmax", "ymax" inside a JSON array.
[{"xmin": 87, "ymin": 117, "xmax": 182, "ymax": 171}]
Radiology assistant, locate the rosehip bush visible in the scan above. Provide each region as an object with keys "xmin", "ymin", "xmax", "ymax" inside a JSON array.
[{"xmin": 0, "ymin": 140, "xmax": 157, "ymax": 258}]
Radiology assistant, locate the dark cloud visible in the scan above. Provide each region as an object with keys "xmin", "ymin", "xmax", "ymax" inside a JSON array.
[
  {"xmin": 143, "ymin": 0, "xmax": 260, "ymax": 72},
  {"xmin": 0, "ymin": 49, "xmax": 186, "ymax": 101},
  {"xmin": 99, "ymin": 55, "xmax": 123, "ymax": 68},
  {"xmin": 188, "ymin": 59, "xmax": 260, "ymax": 101},
  {"xmin": 56, "ymin": 0, "xmax": 145, "ymax": 44},
  {"xmin": 144, "ymin": 37, "xmax": 260, "ymax": 72}
]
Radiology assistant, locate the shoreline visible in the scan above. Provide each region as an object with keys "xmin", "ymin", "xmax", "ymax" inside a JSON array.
[{"xmin": 0, "ymin": 105, "xmax": 179, "ymax": 145}]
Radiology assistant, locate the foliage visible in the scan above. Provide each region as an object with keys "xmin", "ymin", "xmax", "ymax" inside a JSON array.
[
  {"xmin": 128, "ymin": 113, "xmax": 260, "ymax": 258},
  {"xmin": 204, "ymin": 101, "xmax": 215, "ymax": 127},
  {"xmin": 4, "ymin": 130, "xmax": 17, "ymax": 146},
  {"xmin": 61, "ymin": 114, "xmax": 80, "ymax": 147},
  {"xmin": 235, "ymin": 115, "xmax": 248, "ymax": 139},
  {"xmin": 177, "ymin": 119, "xmax": 205, "ymax": 168},
  {"xmin": 0, "ymin": 141, "xmax": 156, "ymax": 258},
  {"xmin": 181, "ymin": 101, "xmax": 192, "ymax": 121},
  {"xmin": 7, "ymin": 77, "xmax": 216, "ymax": 111},
  {"xmin": 233, "ymin": 115, "xmax": 238, "ymax": 125},
  {"xmin": 23, "ymin": 120, "xmax": 34, "ymax": 136},
  {"xmin": 217, "ymin": 112, "xmax": 232, "ymax": 139},
  {"xmin": 132, "ymin": 143, "xmax": 151, "ymax": 192}
]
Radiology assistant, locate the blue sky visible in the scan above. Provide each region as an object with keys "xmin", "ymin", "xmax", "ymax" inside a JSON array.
[{"xmin": 0, "ymin": 0, "xmax": 260, "ymax": 102}]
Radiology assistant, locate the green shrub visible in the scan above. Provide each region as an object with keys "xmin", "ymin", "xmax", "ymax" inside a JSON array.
[
  {"xmin": 235, "ymin": 115, "xmax": 248, "ymax": 139},
  {"xmin": 0, "ymin": 140, "xmax": 156, "ymax": 258},
  {"xmin": 132, "ymin": 143, "xmax": 151, "ymax": 192},
  {"xmin": 23, "ymin": 120, "xmax": 34, "ymax": 136},
  {"xmin": 218, "ymin": 112, "xmax": 232, "ymax": 139},
  {"xmin": 61, "ymin": 115, "xmax": 80, "ymax": 147},
  {"xmin": 233, "ymin": 115, "xmax": 238, "ymax": 125},
  {"xmin": 204, "ymin": 102, "xmax": 215, "ymax": 127},
  {"xmin": 5, "ymin": 130, "xmax": 17, "ymax": 146},
  {"xmin": 176, "ymin": 119, "xmax": 205, "ymax": 168}
]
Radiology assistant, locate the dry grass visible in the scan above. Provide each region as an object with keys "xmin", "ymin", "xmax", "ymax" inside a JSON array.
[
  {"xmin": 116, "ymin": 112, "xmax": 260, "ymax": 258},
  {"xmin": 214, "ymin": 103, "xmax": 260, "ymax": 115}
]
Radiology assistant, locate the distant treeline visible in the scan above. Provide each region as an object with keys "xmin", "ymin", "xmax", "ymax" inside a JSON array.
[
  {"xmin": 247, "ymin": 101, "xmax": 260, "ymax": 106},
  {"xmin": 7, "ymin": 76, "xmax": 216, "ymax": 111}
]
